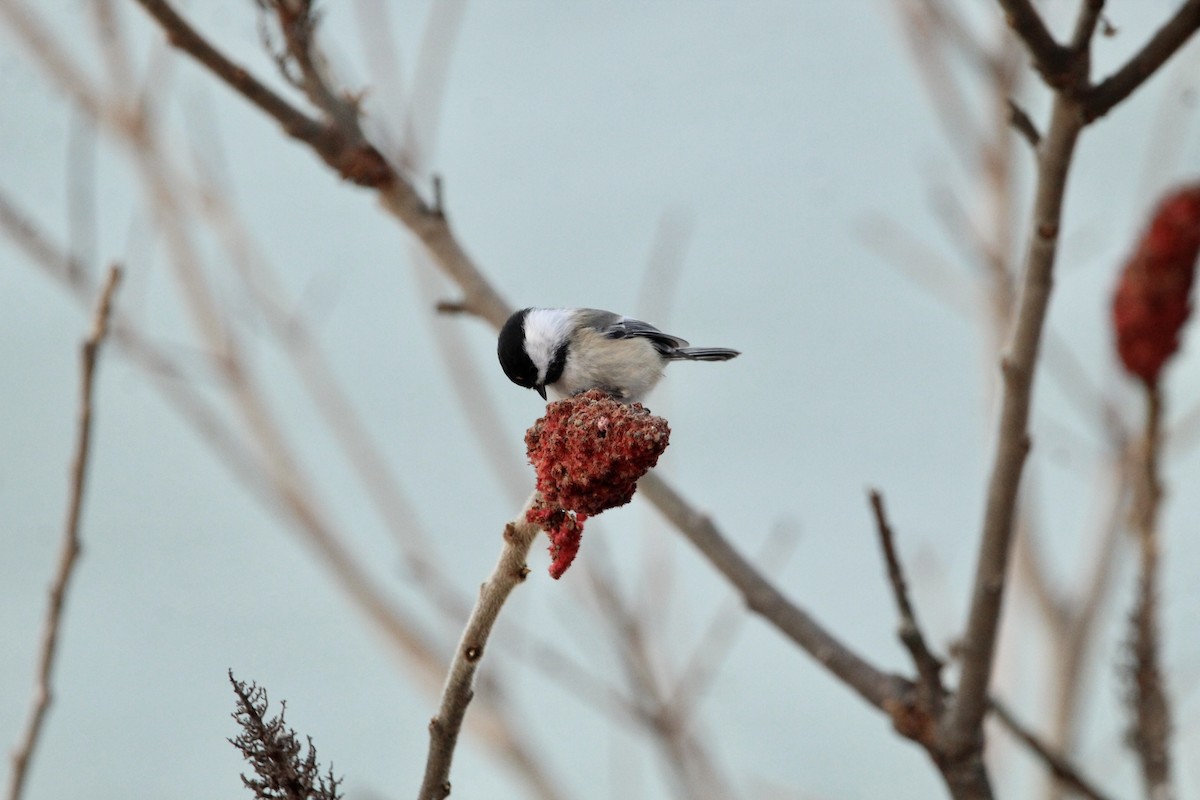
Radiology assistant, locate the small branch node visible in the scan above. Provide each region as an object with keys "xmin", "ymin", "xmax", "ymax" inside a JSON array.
[
  {"xmin": 436, "ymin": 300, "xmax": 470, "ymax": 315},
  {"xmin": 1006, "ymin": 99, "xmax": 1042, "ymax": 148}
]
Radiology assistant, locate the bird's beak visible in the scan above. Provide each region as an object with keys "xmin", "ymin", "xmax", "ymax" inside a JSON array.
[{"xmin": 536, "ymin": 384, "xmax": 547, "ymax": 400}]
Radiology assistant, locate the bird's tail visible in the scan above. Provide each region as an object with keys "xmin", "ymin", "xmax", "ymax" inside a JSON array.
[{"xmin": 671, "ymin": 347, "xmax": 740, "ymax": 361}]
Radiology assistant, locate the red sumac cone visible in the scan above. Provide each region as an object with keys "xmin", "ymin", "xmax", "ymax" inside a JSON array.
[
  {"xmin": 1112, "ymin": 185, "xmax": 1200, "ymax": 387},
  {"xmin": 525, "ymin": 390, "xmax": 671, "ymax": 578}
]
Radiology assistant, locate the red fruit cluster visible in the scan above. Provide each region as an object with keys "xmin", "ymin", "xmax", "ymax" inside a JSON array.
[
  {"xmin": 1112, "ymin": 185, "xmax": 1200, "ymax": 387},
  {"xmin": 525, "ymin": 390, "xmax": 671, "ymax": 578},
  {"xmin": 526, "ymin": 504, "xmax": 587, "ymax": 580}
]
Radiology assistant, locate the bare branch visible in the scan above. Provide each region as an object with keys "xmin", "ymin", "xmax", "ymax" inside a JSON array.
[
  {"xmin": 189, "ymin": 158, "xmax": 471, "ymax": 623},
  {"xmin": 1083, "ymin": 0, "xmax": 1200, "ymax": 121},
  {"xmin": 989, "ymin": 698, "xmax": 1119, "ymax": 800},
  {"xmin": 993, "ymin": 0, "xmax": 1072, "ymax": 86},
  {"xmin": 856, "ymin": 213, "xmax": 974, "ymax": 316},
  {"xmin": 1125, "ymin": 386, "xmax": 1173, "ymax": 798},
  {"xmin": 1034, "ymin": 451, "xmax": 1130, "ymax": 800},
  {"xmin": 418, "ymin": 494, "xmax": 543, "ymax": 800},
  {"xmin": 639, "ymin": 475, "xmax": 903, "ymax": 712},
  {"xmin": 670, "ymin": 520, "xmax": 801, "ymax": 720},
  {"xmin": 891, "ymin": 1, "xmax": 985, "ymax": 170},
  {"xmin": 0, "ymin": 0, "xmax": 108, "ymax": 124},
  {"xmin": 129, "ymin": 0, "xmax": 392, "ymax": 186},
  {"xmin": 941, "ymin": 92, "xmax": 1086, "ymax": 769},
  {"xmin": 869, "ymin": 490, "xmax": 944, "ymax": 711},
  {"xmin": 253, "ymin": 0, "xmax": 361, "ymax": 132},
  {"xmin": 583, "ymin": 540, "xmax": 736, "ymax": 800},
  {"xmin": 8, "ymin": 265, "xmax": 121, "ymax": 800},
  {"xmin": 1069, "ymin": 0, "xmax": 1106, "ymax": 54},
  {"xmin": 1007, "ymin": 98, "xmax": 1042, "ymax": 148}
]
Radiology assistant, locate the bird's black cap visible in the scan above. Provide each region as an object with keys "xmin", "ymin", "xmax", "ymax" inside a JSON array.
[{"xmin": 498, "ymin": 308, "xmax": 538, "ymax": 390}]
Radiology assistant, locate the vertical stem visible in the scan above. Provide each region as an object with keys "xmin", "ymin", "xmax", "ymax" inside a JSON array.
[
  {"xmin": 1130, "ymin": 386, "xmax": 1173, "ymax": 800},
  {"xmin": 942, "ymin": 93, "xmax": 1085, "ymax": 768},
  {"xmin": 8, "ymin": 267, "xmax": 120, "ymax": 800},
  {"xmin": 418, "ymin": 494, "xmax": 544, "ymax": 800}
]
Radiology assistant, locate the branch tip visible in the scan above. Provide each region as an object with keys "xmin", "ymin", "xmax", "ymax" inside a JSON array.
[
  {"xmin": 1006, "ymin": 99, "xmax": 1042, "ymax": 148},
  {"xmin": 868, "ymin": 490, "xmax": 943, "ymax": 708},
  {"xmin": 436, "ymin": 299, "xmax": 470, "ymax": 315},
  {"xmin": 8, "ymin": 265, "xmax": 120, "ymax": 800}
]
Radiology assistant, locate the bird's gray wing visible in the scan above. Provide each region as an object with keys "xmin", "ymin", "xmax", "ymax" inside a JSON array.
[{"xmin": 584, "ymin": 310, "xmax": 690, "ymax": 352}]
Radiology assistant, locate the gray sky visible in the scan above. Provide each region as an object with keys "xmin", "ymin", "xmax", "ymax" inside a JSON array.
[{"xmin": 3, "ymin": 2, "xmax": 1200, "ymax": 798}]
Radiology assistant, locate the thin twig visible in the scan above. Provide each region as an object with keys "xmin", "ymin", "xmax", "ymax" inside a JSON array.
[
  {"xmin": 583, "ymin": 540, "xmax": 736, "ymax": 800},
  {"xmin": 129, "ymin": 0, "xmax": 509, "ymax": 326},
  {"xmin": 892, "ymin": 1, "xmax": 984, "ymax": 170},
  {"xmin": 130, "ymin": 0, "xmax": 392, "ymax": 186},
  {"xmin": 418, "ymin": 494, "xmax": 541, "ymax": 800},
  {"xmin": 857, "ymin": 213, "xmax": 974, "ymax": 316},
  {"xmin": 639, "ymin": 475, "xmax": 903, "ymax": 712},
  {"xmin": 0, "ymin": 0, "xmax": 109, "ymax": 125},
  {"xmin": 990, "ymin": 697, "xmax": 1119, "ymax": 800},
  {"xmin": 943, "ymin": 93, "xmax": 1085, "ymax": 767},
  {"xmin": 190, "ymin": 157, "xmax": 470, "ymax": 624},
  {"xmin": 8, "ymin": 265, "xmax": 121, "ymax": 800},
  {"xmin": 1007, "ymin": 99, "xmax": 1042, "ymax": 148},
  {"xmin": 1038, "ymin": 446, "xmax": 1131, "ymax": 800},
  {"xmin": 1069, "ymin": 0, "xmax": 1106, "ymax": 54},
  {"xmin": 921, "ymin": 0, "xmax": 995, "ymax": 77},
  {"xmin": 132, "ymin": 0, "xmax": 316, "ymax": 136},
  {"xmin": 993, "ymin": 0, "xmax": 1072, "ymax": 87},
  {"xmin": 0, "ymin": 0, "xmax": 471, "ymax": 757},
  {"xmin": 1012, "ymin": 500, "xmax": 1069, "ymax": 633},
  {"xmin": 1127, "ymin": 385, "xmax": 1173, "ymax": 799},
  {"xmin": 868, "ymin": 490, "xmax": 944, "ymax": 711},
  {"xmin": 254, "ymin": 0, "xmax": 361, "ymax": 132},
  {"xmin": 392, "ymin": 3, "xmax": 528, "ymax": 506},
  {"xmin": 1082, "ymin": 0, "xmax": 1200, "ymax": 121},
  {"xmin": 669, "ymin": 519, "xmax": 801, "ymax": 720}
]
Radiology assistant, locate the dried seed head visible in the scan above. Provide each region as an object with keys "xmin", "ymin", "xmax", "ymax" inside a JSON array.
[
  {"xmin": 525, "ymin": 390, "xmax": 671, "ymax": 578},
  {"xmin": 1113, "ymin": 185, "xmax": 1200, "ymax": 386}
]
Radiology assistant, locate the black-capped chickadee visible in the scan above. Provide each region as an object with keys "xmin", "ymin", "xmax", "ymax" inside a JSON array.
[{"xmin": 498, "ymin": 307, "xmax": 740, "ymax": 402}]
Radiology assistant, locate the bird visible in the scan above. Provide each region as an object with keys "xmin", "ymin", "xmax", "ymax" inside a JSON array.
[{"xmin": 497, "ymin": 307, "xmax": 739, "ymax": 402}]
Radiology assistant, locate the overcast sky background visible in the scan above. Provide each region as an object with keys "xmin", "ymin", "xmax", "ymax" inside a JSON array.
[{"xmin": 3, "ymin": 2, "xmax": 1200, "ymax": 798}]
